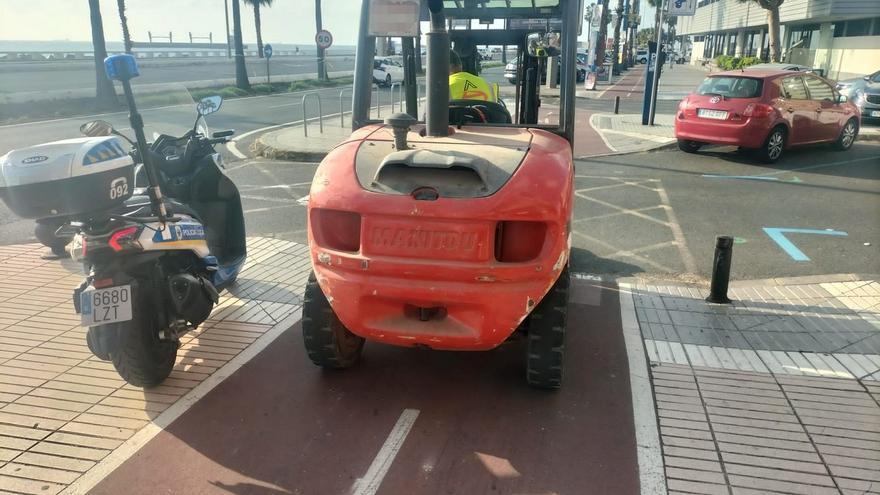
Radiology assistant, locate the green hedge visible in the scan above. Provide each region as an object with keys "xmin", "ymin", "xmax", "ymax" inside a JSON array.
[{"xmin": 714, "ymin": 55, "xmax": 762, "ymax": 70}]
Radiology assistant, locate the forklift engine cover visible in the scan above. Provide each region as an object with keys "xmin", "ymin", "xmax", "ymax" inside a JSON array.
[{"xmin": 308, "ymin": 124, "xmax": 573, "ymax": 350}]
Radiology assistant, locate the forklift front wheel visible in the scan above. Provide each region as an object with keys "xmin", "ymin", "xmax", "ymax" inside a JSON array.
[
  {"xmin": 302, "ymin": 272, "xmax": 365, "ymax": 369},
  {"xmin": 526, "ymin": 267, "xmax": 570, "ymax": 389}
]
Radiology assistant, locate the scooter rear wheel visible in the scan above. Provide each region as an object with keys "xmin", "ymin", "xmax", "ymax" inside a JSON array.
[
  {"xmin": 111, "ymin": 285, "xmax": 178, "ymax": 387},
  {"xmin": 526, "ymin": 267, "xmax": 570, "ymax": 389},
  {"xmin": 302, "ymin": 272, "xmax": 364, "ymax": 369}
]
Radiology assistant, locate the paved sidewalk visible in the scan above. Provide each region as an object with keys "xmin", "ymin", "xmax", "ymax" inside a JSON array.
[
  {"xmin": 591, "ymin": 113, "xmax": 677, "ymax": 154},
  {"xmin": 621, "ymin": 277, "xmax": 880, "ymax": 495},
  {"xmin": 0, "ymin": 238, "xmax": 311, "ymax": 494}
]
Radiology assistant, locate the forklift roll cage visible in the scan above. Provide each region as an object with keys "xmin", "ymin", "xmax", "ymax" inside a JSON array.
[{"xmin": 350, "ymin": 0, "xmax": 580, "ymax": 145}]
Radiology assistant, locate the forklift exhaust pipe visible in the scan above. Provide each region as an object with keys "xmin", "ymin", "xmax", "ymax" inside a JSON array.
[{"xmin": 426, "ymin": 0, "xmax": 450, "ymax": 137}]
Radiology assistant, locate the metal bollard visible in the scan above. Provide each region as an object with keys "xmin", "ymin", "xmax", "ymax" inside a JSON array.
[
  {"xmin": 301, "ymin": 92, "xmax": 324, "ymax": 137},
  {"xmin": 339, "ymin": 87, "xmax": 353, "ymax": 128},
  {"xmin": 614, "ymin": 95, "xmax": 620, "ymax": 114},
  {"xmin": 706, "ymin": 236, "xmax": 733, "ymax": 304}
]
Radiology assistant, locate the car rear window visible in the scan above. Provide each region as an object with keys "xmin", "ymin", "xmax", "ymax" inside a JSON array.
[{"xmin": 697, "ymin": 76, "xmax": 764, "ymax": 98}]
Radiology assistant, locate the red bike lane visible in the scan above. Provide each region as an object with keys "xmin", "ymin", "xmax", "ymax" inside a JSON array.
[{"xmin": 89, "ymin": 279, "xmax": 639, "ymax": 495}]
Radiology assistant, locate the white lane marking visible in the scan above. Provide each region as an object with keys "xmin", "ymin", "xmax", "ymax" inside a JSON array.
[
  {"xmin": 351, "ymin": 408, "xmax": 420, "ymax": 495},
  {"xmin": 617, "ymin": 284, "xmax": 667, "ymax": 495},
  {"xmin": 61, "ymin": 308, "xmax": 304, "ymax": 495},
  {"xmin": 760, "ymin": 155, "xmax": 879, "ymax": 177}
]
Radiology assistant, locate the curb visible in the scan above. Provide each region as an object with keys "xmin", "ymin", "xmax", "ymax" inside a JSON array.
[
  {"xmin": 615, "ymin": 272, "xmax": 877, "ymax": 288},
  {"xmin": 252, "ymin": 136, "xmax": 329, "ymax": 162},
  {"xmin": 858, "ymin": 132, "xmax": 880, "ymax": 143}
]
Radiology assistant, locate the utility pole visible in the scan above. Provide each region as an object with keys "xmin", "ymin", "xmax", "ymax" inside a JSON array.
[
  {"xmin": 648, "ymin": 0, "xmax": 665, "ymax": 125},
  {"xmin": 224, "ymin": 0, "xmax": 231, "ymax": 58}
]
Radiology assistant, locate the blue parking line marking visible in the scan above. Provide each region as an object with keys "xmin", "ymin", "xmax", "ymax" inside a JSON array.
[{"xmin": 763, "ymin": 227, "xmax": 848, "ymax": 262}]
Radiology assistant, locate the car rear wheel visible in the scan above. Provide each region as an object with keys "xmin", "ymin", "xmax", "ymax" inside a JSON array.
[
  {"xmin": 302, "ymin": 272, "xmax": 364, "ymax": 369},
  {"xmin": 526, "ymin": 267, "xmax": 570, "ymax": 390},
  {"xmin": 758, "ymin": 126, "xmax": 786, "ymax": 163},
  {"xmin": 833, "ymin": 118, "xmax": 858, "ymax": 151},
  {"xmin": 678, "ymin": 139, "xmax": 703, "ymax": 153}
]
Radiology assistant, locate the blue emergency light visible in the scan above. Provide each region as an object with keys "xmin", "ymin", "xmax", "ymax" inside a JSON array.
[{"xmin": 104, "ymin": 54, "xmax": 140, "ymax": 81}]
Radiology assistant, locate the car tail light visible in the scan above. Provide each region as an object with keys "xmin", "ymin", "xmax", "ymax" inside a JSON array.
[
  {"xmin": 109, "ymin": 226, "xmax": 142, "ymax": 252},
  {"xmin": 678, "ymin": 97, "xmax": 689, "ymax": 111},
  {"xmin": 311, "ymin": 209, "xmax": 361, "ymax": 252},
  {"xmin": 494, "ymin": 221, "xmax": 546, "ymax": 262},
  {"xmin": 744, "ymin": 103, "xmax": 774, "ymax": 118}
]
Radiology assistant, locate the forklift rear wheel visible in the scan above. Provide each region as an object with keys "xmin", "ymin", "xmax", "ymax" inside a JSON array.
[
  {"xmin": 526, "ymin": 267, "xmax": 570, "ymax": 389},
  {"xmin": 302, "ymin": 272, "xmax": 365, "ymax": 369}
]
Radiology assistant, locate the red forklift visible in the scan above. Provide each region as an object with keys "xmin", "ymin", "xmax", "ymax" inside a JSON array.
[{"xmin": 303, "ymin": 0, "xmax": 580, "ymax": 389}]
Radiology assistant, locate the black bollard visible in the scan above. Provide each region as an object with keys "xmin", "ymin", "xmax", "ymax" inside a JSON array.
[
  {"xmin": 614, "ymin": 95, "xmax": 621, "ymax": 114},
  {"xmin": 706, "ymin": 236, "xmax": 733, "ymax": 304}
]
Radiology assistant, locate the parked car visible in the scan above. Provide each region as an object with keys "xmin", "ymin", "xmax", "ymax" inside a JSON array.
[
  {"xmin": 636, "ymin": 49, "xmax": 648, "ymax": 64},
  {"xmin": 836, "ymin": 70, "xmax": 880, "ymax": 121},
  {"xmin": 674, "ymin": 69, "xmax": 860, "ymax": 162},
  {"xmin": 746, "ymin": 62, "xmax": 826, "ymax": 78},
  {"xmin": 504, "ymin": 54, "xmax": 587, "ymax": 85},
  {"xmin": 373, "ymin": 57, "xmax": 405, "ymax": 86}
]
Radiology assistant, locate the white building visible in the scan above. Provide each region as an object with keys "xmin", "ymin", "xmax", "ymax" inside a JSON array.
[{"xmin": 675, "ymin": 0, "xmax": 880, "ymax": 80}]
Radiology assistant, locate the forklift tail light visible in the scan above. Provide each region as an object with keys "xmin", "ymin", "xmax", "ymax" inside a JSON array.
[
  {"xmin": 311, "ymin": 209, "xmax": 362, "ymax": 253},
  {"xmin": 495, "ymin": 221, "xmax": 546, "ymax": 262}
]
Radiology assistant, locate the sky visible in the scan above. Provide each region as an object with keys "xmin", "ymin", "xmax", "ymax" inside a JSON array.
[
  {"xmin": 0, "ymin": 0, "xmax": 364, "ymax": 46},
  {"xmin": 0, "ymin": 0, "xmax": 657, "ymax": 46}
]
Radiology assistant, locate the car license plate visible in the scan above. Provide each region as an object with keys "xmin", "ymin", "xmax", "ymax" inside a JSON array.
[
  {"xmin": 80, "ymin": 285, "xmax": 132, "ymax": 326},
  {"xmin": 871, "ymin": 110, "xmax": 880, "ymax": 117},
  {"xmin": 698, "ymin": 109, "xmax": 729, "ymax": 120}
]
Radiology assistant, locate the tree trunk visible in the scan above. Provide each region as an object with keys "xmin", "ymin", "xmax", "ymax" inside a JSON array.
[
  {"xmin": 116, "ymin": 0, "xmax": 133, "ymax": 53},
  {"xmin": 767, "ymin": 5, "xmax": 781, "ymax": 62},
  {"xmin": 315, "ymin": 0, "xmax": 328, "ymax": 80},
  {"xmin": 232, "ymin": 0, "xmax": 251, "ymax": 89},
  {"xmin": 254, "ymin": 4, "xmax": 263, "ymax": 58},
  {"xmin": 88, "ymin": 0, "xmax": 116, "ymax": 106},
  {"xmin": 611, "ymin": 0, "xmax": 624, "ymax": 73},
  {"xmin": 595, "ymin": 0, "xmax": 611, "ymax": 68}
]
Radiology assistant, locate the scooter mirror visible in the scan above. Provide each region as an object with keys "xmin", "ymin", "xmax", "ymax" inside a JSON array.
[
  {"xmin": 80, "ymin": 120, "xmax": 114, "ymax": 137},
  {"xmin": 104, "ymin": 54, "xmax": 140, "ymax": 81},
  {"xmin": 196, "ymin": 96, "xmax": 223, "ymax": 116}
]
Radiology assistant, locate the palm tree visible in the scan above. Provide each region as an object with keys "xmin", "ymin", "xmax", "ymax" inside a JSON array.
[
  {"xmin": 88, "ymin": 0, "xmax": 116, "ymax": 106},
  {"xmin": 116, "ymin": 0, "xmax": 133, "ymax": 53},
  {"xmin": 610, "ymin": 0, "xmax": 625, "ymax": 73},
  {"xmin": 244, "ymin": 0, "xmax": 273, "ymax": 58},
  {"xmin": 231, "ymin": 0, "xmax": 251, "ymax": 89},
  {"xmin": 737, "ymin": 0, "xmax": 784, "ymax": 61},
  {"xmin": 315, "ymin": 0, "xmax": 328, "ymax": 80},
  {"xmin": 594, "ymin": 0, "xmax": 611, "ymax": 68}
]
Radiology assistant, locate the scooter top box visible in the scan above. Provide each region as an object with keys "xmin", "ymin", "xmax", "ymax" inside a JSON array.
[{"xmin": 0, "ymin": 136, "xmax": 135, "ymax": 219}]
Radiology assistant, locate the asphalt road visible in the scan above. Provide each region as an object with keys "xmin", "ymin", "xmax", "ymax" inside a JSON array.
[{"xmin": 0, "ymin": 55, "xmax": 356, "ymax": 94}]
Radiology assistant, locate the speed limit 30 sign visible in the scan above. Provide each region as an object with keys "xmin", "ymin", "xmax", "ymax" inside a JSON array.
[{"xmin": 315, "ymin": 30, "xmax": 333, "ymax": 50}]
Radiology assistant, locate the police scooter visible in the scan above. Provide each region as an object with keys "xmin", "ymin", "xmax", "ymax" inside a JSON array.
[{"xmin": 69, "ymin": 55, "xmax": 247, "ymax": 387}]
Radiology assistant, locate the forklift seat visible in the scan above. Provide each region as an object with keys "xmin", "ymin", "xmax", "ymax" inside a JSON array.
[{"xmin": 449, "ymin": 99, "xmax": 512, "ymax": 124}]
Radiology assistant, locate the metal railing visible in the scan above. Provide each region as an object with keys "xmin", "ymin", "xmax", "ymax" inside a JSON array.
[
  {"xmin": 302, "ymin": 92, "xmax": 324, "ymax": 137},
  {"xmin": 389, "ymin": 82, "xmax": 403, "ymax": 114},
  {"xmin": 338, "ymin": 87, "xmax": 353, "ymax": 128}
]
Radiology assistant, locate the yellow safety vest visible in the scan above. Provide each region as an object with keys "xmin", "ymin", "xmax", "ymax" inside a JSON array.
[{"xmin": 449, "ymin": 72, "xmax": 494, "ymax": 102}]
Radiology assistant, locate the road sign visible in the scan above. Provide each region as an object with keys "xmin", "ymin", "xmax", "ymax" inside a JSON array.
[
  {"xmin": 263, "ymin": 43, "xmax": 273, "ymax": 59},
  {"xmin": 369, "ymin": 0, "xmax": 420, "ymax": 36},
  {"xmin": 315, "ymin": 30, "xmax": 333, "ymax": 50},
  {"xmin": 669, "ymin": 0, "xmax": 697, "ymax": 16}
]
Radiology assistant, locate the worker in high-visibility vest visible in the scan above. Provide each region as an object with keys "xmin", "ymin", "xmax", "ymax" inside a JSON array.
[{"xmin": 449, "ymin": 50, "xmax": 494, "ymax": 102}]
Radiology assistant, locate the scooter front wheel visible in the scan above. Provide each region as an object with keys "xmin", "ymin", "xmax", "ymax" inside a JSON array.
[
  {"xmin": 110, "ymin": 286, "xmax": 178, "ymax": 387},
  {"xmin": 302, "ymin": 272, "xmax": 364, "ymax": 369}
]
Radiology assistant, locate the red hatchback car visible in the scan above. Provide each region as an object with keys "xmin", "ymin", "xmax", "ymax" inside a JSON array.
[{"xmin": 675, "ymin": 69, "xmax": 861, "ymax": 162}]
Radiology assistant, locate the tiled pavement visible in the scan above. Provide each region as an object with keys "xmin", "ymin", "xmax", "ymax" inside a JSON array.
[
  {"xmin": 0, "ymin": 238, "xmax": 311, "ymax": 494},
  {"xmin": 627, "ymin": 280, "xmax": 880, "ymax": 495}
]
